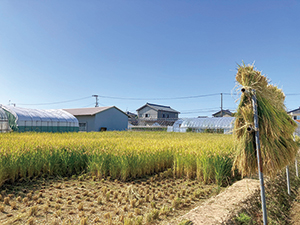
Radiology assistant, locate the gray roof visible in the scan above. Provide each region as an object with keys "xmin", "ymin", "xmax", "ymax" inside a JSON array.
[
  {"xmin": 288, "ymin": 107, "xmax": 300, "ymax": 115},
  {"xmin": 63, "ymin": 106, "xmax": 127, "ymax": 116},
  {"xmin": 136, "ymin": 103, "xmax": 180, "ymax": 113},
  {"xmin": 212, "ymin": 109, "xmax": 233, "ymax": 117}
]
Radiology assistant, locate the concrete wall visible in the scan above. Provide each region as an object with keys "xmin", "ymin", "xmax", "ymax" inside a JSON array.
[
  {"xmin": 157, "ymin": 111, "xmax": 178, "ymax": 119},
  {"xmin": 137, "ymin": 106, "xmax": 158, "ymax": 119}
]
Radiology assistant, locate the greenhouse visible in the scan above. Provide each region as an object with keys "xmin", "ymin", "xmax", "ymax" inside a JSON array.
[
  {"xmin": 168, "ymin": 117, "xmax": 300, "ymax": 136},
  {"xmin": 0, "ymin": 106, "xmax": 10, "ymax": 133},
  {"xmin": 1, "ymin": 105, "xmax": 79, "ymax": 132},
  {"xmin": 168, "ymin": 117, "xmax": 235, "ymax": 134}
]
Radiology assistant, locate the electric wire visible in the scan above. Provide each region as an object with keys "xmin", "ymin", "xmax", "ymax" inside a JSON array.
[
  {"xmin": 97, "ymin": 93, "xmax": 231, "ymax": 100},
  {"xmin": 16, "ymin": 96, "xmax": 91, "ymax": 106},
  {"xmin": 13, "ymin": 92, "xmax": 300, "ymax": 109}
]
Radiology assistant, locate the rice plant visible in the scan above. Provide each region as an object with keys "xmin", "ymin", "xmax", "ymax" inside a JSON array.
[
  {"xmin": 233, "ymin": 63, "xmax": 299, "ymax": 177},
  {"xmin": 0, "ymin": 131, "xmax": 235, "ymax": 187}
]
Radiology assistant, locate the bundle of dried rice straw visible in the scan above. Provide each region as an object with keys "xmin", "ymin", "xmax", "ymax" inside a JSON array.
[{"xmin": 233, "ymin": 63, "xmax": 298, "ymax": 177}]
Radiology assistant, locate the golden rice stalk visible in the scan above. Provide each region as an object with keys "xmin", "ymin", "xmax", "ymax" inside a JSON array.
[{"xmin": 233, "ymin": 63, "xmax": 298, "ymax": 177}]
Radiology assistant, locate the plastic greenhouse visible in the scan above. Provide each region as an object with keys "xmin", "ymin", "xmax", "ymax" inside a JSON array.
[
  {"xmin": 168, "ymin": 117, "xmax": 300, "ymax": 135},
  {"xmin": 0, "ymin": 106, "xmax": 10, "ymax": 133},
  {"xmin": 1, "ymin": 105, "xmax": 79, "ymax": 132},
  {"xmin": 168, "ymin": 117, "xmax": 235, "ymax": 134}
]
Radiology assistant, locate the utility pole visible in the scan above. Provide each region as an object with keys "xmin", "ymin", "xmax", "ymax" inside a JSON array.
[
  {"xmin": 92, "ymin": 95, "xmax": 99, "ymax": 107},
  {"xmin": 220, "ymin": 93, "xmax": 223, "ymax": 117}
]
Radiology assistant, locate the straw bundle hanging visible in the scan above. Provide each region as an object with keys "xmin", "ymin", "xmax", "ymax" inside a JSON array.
[{"xmin": 233, "ymin": 63, "xmax": 298, "ymax": 177}]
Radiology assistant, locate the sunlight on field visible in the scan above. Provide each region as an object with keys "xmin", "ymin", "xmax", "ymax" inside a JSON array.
[{"xmin": 0, "ymin": 132, "xmax": 236, "ymax": 187}]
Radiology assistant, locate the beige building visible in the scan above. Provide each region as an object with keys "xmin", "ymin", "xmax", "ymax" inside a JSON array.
[{"xmin": 212, "ymin": 109, "xmax": 233, "ymax": 117}]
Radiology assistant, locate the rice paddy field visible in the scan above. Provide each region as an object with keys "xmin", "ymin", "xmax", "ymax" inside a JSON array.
[{"xmin": 0, "ymin": 131, "xmax": 237, "ymax": 224}]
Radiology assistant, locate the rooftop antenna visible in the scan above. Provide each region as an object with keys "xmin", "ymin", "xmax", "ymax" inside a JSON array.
[
  {"xmin": 9, "ymin": 100, "xmax": 16, "ymax": 107},
  {"xmin": 92, "ymin": 95, "xmax": 99, "ymax": 107}
]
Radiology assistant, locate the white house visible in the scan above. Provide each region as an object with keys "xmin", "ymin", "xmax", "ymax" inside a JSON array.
[{"xmin": 288, "ymin": 107, "xmax": 300, "ymax": 122}]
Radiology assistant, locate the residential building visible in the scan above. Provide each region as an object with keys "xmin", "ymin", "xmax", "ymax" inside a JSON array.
[
  {"xmin": 288, "ymin": 107, "xmax": 300, "ymax": 122},
  {"xmin": 127, "ymin": 111, "xmax": 138, "ymax": 126},
  {"xmin": 212, "ymin": 109, "xmax": 233, "ymax": 117},
  {"xmin": 136, "ymin": 103, "xmax": 180, "ymax": 126}
]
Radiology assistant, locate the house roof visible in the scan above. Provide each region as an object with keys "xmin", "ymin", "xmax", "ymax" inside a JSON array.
[
  {"xmin": 212, "ymin": 109, "xmax": 233, "ymax": 117},
  {"xmin": 288, "ymin": 107, "xmax": 300, "ymax": 115},
  {"xmin": 136, "ymin": 103, "xmax": 180, "ymax": 113},
  {"xmin": 126, "ymin": 111, "xmax": 137, "ymax": 117},
  {"xmin": 63, "ymin": 106, "xmax": 127, "ymax": 116}
]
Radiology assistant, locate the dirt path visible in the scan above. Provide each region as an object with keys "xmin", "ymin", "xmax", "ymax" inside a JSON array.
[{"xmin": 169, "ymin": 178, "xmax": 260, "ymax": 225}]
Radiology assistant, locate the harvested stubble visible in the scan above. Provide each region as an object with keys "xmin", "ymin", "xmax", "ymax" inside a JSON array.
[{"xmin": 233, "ymin": 63, "xmax": 299, "ymax": 177}]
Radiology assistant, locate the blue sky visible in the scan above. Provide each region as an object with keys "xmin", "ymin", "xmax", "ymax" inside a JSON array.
[{"xmin": 1, "ymin": 0, "xmax": 299, "ymax": 117}]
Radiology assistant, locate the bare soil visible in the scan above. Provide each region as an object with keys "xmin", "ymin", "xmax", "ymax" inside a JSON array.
[{"xmin": 169, "ymin": 178, "xmax": 260, "ymax": 225}]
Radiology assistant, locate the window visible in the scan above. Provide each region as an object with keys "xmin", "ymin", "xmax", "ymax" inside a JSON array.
[
  {"xmin": 145, "ymin": 114, "xmax": 150, "ymax": 118},
  {"xmin": 79, "ymin": 123, "xmax": 87, "ymax": 132},
  {"xmin": 162, "ymin": 114, "xmax": 165, "ymax": 118}
]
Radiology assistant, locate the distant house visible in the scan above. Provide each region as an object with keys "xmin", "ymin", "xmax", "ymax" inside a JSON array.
[
  {"xmin": 126, "ymin": 111, "xmax": 138, "ymax": 126},
  {"xmin": 212, "ymin": 109, "xmax": 233, "ymax": 117},
  {"xmin": 126, "ymin": 111, "xmax": 137, "ymax": 119},
  {"xmin": 136, "ymin": 103, "xmax": 180, "ymax": 126},
  {"xmin": 63, "ymin": 106, "xmax": 128, "ymax": 132},
  {"xmin": 288, "ymin": 107, "xmax": 300, "ymax": 122}
]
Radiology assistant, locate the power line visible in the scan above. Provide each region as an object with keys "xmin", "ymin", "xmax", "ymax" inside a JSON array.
[
  {"xmin": 181, "ymin": 109, "xmax": 236, "ymax": 114},
  {"xmin": 97, "ymin": 93, "xmax": 232, "ymax": 100},
  {"xmin": 13, "ymin": 92, "xmax": 300, "ymax": 106},
  {"xmin": 286, "ymin": 93, "xmax": 300, "ymax": 96},
  {"xmin": 15, "ymin": 91, "xmax": 295, "ymax": 107},
  {"xmin": 14, "ymin": 93, "xmax": 234, "ymax": 106},
  {"xmin": 180, "ymin": 107, "xmax": 220, "ymax": 112},
  {"xmin": 17, "ymin": 96, "xmax": 91, "ymax": 106}
]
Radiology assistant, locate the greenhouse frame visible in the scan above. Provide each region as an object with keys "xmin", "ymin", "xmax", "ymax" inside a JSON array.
[
  {"xmin": 1, "ymin": 105, "xmax": 79, "ymax": 132},
  {"xmin": 0, "ymin": 107, "xmax": 10, "ymax": 133},
  {"xmin": 168, "ymin": 117, "xmax": 235, "ymax": 134},
  {"xmin": 168, "ymin": 117, "xmax": 300, "ymax": 136}
]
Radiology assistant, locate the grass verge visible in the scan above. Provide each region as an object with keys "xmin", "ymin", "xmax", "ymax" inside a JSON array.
[{"xmin": 229, "ymin": 161, "xmax": 300, "ymax": 224}]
